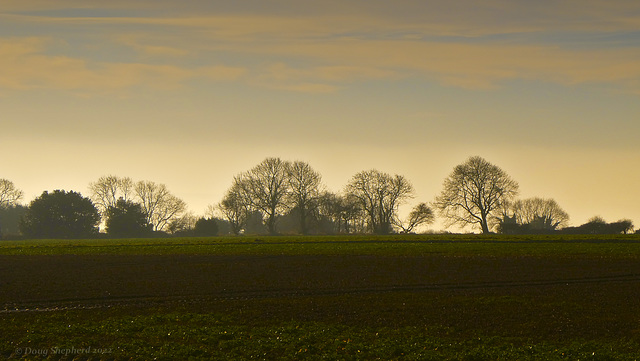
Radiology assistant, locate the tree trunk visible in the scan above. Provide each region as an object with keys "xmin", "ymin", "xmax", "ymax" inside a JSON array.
[
  {"xmin": 481, "ymin": 219, "xmax": 490, "ymax": 234},
  {"xmin": 299, "ymin": 209, "xmax": 308, "ymax": 235}
]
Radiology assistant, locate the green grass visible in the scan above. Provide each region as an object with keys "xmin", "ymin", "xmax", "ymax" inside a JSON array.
[
  {"xmin": 1, "ymin": 234, "xmax": 640, "ymax": 257},
  {"xmin": 2, "ymin": 308, "xmax": 638, "ymax": 360}
]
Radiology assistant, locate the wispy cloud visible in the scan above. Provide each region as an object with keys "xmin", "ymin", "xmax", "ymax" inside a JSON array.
[
  {"xmin": 116, "ymin": 34, "xmax": 190, "ymax": 58},
  {"xmin": 0, "ymin": 37, "xmax": 245, "ymax": 94},
  {"xmin": 252, "ymin": 63, "xmax": 397, "ymax": 93},
  {"xmin": 1, "ymin": 1, "xmax": 639, "ymax": 94}
]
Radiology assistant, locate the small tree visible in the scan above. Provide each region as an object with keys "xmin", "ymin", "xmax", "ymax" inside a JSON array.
[
  {"xmin": 0, "ymin": 179, "xmax": 25, "ymax": 237},
  {"xmin": 105, "ymin": 198, "xmax": 152, "ymax": 238},
  {"xmin": 217, "ymin": 183, "xmax": 250, "ymax": 235},
  {"xmin": 0, "ymin": 179, "xmax": 23, "ymax": 208},
  {"xmin": 393, "ymin": 203, "xmax": 435, "ymax": 233},
  {"xmin": 20, "ymin": 190, "xmax": 100, "ymax": 239},
  {"xmin": 612, "ymin": 219, "xmax": 635, "ymax": 234},
  {"xmin": 193, "ymin": 217, "xmax": 219, "ymax": 237},
  {"xmin": 167, "ymin": 213, "xmax": 198, "ymax": 235}
]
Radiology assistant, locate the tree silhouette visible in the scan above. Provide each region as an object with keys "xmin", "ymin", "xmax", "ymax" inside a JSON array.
[
  {"xmin": 497, "ymin": 197, "xmax": 569, "ymax": 234},
  {"xmin": 105, "ymin": 198, "xmax": 152, "ymax": 238},
  {"xmin": 0, "ymin": 179, "xmax": 23, "ymax": 208},
  {"xmin": 88, "ymin": 175, "xmax": 134, "ymax": 221},
  {"xmin": 193, "ymin": 217, "xmax": 219, "ymax": 237},
  {"xmin": 345, "ymin": 169, "xmax": 414, "ymax": 235},
  {"xmin": 236, "ymin": 157, "xmax": 290, "ymax": 235},
  {"xmin": 393, "ymin": 202, "xmax": 435, "ymax": 233},
  {"xmin": 560, "ymin": 217, "xmax": 634, "ymax": 234},
  {"xmin": 218, "ymin": 183, "xmax": 250, "ymax": 235},
  {"xmin": 20, "ymin": 190, "xmax": 100, "ymax": 239},
  {"xmin": 317, "ymin": 191, "xmax": 364, "ymax": 234},
  {"xmin": 135, "ymin": 180, "xmax": 187, "ymax": 232},
  {"xmin": 0, "ymin": 205, "xmax": 27, "ymax": 238},
  {"xmin": 435, "ymin": 156, "xmax": 519, "ymax": 234},
  {"xmin": 285, "ymin": 161, "xmax": 323, "ymax": 235}
]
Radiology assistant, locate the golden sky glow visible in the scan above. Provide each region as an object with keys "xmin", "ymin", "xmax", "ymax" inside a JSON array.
[{"xmin": 2, "ymin": 0, "xmax": 639, "ymax": 231}]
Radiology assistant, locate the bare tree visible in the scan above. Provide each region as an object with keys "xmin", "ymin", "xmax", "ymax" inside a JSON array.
[
  {"xmin": 0, "ymin": 179, "xmax": 23, "ymax": 207},
  {"xmin": 134, "ymin": 180, "xmax": 187, "ymax": 232},
  {"xmin": 238, "ymin": 157, "xmax": 291, "ymax": 235},
  {"xmin": 345, "ymin": 169, "xmax": 414, "ymax": 234},
  {"xmin": 435, "ymin": 156, "xmax": 519, "ymax": 234},
  {"xmin": 319, "ymin": 192, "xmax": 365, "ymax": 234},
  {"xmin": 393, "ymin": 202, "xmax": 435, "ymax": 233},
  {"xmin": 510, "ymin": 197, "xmax": 569, "ymax": 231},
  {"xmin": 88, "ymin": 175, "xmax": 134, "ymax": 217},
  {"xmin": 217, "ymin": 182, "xmax": 250, "ymax": 235},
  {"xmin": 286, "ymin": 160, "xmax": 323, "ymax": 234},
  {"xmin": 167, "ymin": 212, "xmax": 198, "ymax": 234}
]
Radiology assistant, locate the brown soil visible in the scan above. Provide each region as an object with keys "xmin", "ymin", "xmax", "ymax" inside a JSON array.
[{"xmin": 2, "ymin": 254, "xmax": 640, "ymax": 340}]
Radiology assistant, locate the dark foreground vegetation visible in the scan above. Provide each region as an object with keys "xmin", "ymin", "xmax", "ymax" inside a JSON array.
[{"xmin": 2, "ymin": 235, "xmax": 640, "ymax": 360}]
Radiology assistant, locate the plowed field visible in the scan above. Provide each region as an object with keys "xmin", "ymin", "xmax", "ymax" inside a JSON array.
[{"xmin": 2, "ymin": 238, "xmax": 640, "ymax": 359}]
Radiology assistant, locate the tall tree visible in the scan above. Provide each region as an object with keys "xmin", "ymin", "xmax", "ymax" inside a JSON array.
[
  {"xmin": 0, "ymin": 179, "xmax": 23, "ymax": 208},
  {"xmin": 20, "ymin": 190, "xmax": 100, "ymax": 239},
  {"xmin": 134, "ymin": 180, "xmax": 187, "ymax": 232},
  {"xmin": 238, "ymin": 157, "xmax": 291, "ymax": 235},
  {"xmin": 345, "ymin": 169, "xmax": 414, "ymax": 234},
  {"xmin": 286, "ymin": 161, "xmax": 323, "ymax": 234},
  {"xmin": 435, "ymin": 156, "xmax": 519, "ymax": 234}
]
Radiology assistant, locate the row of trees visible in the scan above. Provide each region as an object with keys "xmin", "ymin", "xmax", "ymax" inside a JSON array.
[
  {"xmin": 433, "ymin": 156, "xmax": 635, "ymax": 234},
  {"xmin": 217, "ymin": 158, "xmax": 434, "ymax": 235},
  {"xmin": 1, "ymin": 156, "xmax": 637, "ymax": 238}
]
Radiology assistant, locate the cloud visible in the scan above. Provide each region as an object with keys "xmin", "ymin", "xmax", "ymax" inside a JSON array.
[
  {"xmin": 116, "ymin": 34, "xmax": 190, "ymax": 58},
  {"xmin": 2, "ymin": 1, "xmax": 640, "ymax": 94},
  {"xmin": 240, "ymin": 40, "xmax": 640, "ymax": 91},
  {"xmin": 0, "ymin": 37, "xmax": 246, "ymax": 94},
  {"xmin": 4, "ymin": 1, "xmax": 640, "ymax": 37},
  {"xmin": 251, "ymin": 63, "xmax": 396, "ymax": 92},
  {"xmin": 199, "ymin": 66, "xmax": 247, "ymax": 81},
  {"xmin": 264, "ymin": 82, "xmax": 340, "ymax": 94}
]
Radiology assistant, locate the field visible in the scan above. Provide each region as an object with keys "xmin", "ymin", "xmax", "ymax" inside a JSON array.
[{"xmin": 2, "ymin": 235, "xmax": 640, "ymax": 360}]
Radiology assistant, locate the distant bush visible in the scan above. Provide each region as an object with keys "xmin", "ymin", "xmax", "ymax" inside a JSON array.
[{"xmin": 560, "ymin": 218, "xmax": 634, "ymax": 235}]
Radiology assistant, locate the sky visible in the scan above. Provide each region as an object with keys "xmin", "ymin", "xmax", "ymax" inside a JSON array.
[{"xmin": 1, "ymin": 0, "xmax": 639, "ymax": 232}]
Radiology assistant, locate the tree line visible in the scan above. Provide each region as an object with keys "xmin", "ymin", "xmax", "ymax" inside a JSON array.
[{"xmin": 0, "ymin": 156, "xmax": 637, "ymax": 239}]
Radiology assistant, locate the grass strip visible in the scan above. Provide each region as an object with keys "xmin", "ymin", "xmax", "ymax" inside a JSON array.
[{"xmin": 2, "ymin": 309, "xmax": 638, "ymax": 361}]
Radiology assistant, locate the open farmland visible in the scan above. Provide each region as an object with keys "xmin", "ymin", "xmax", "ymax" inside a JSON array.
[{"xmin": 2, "ymin": 235, "xmax": 640, "ymax": 359}]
